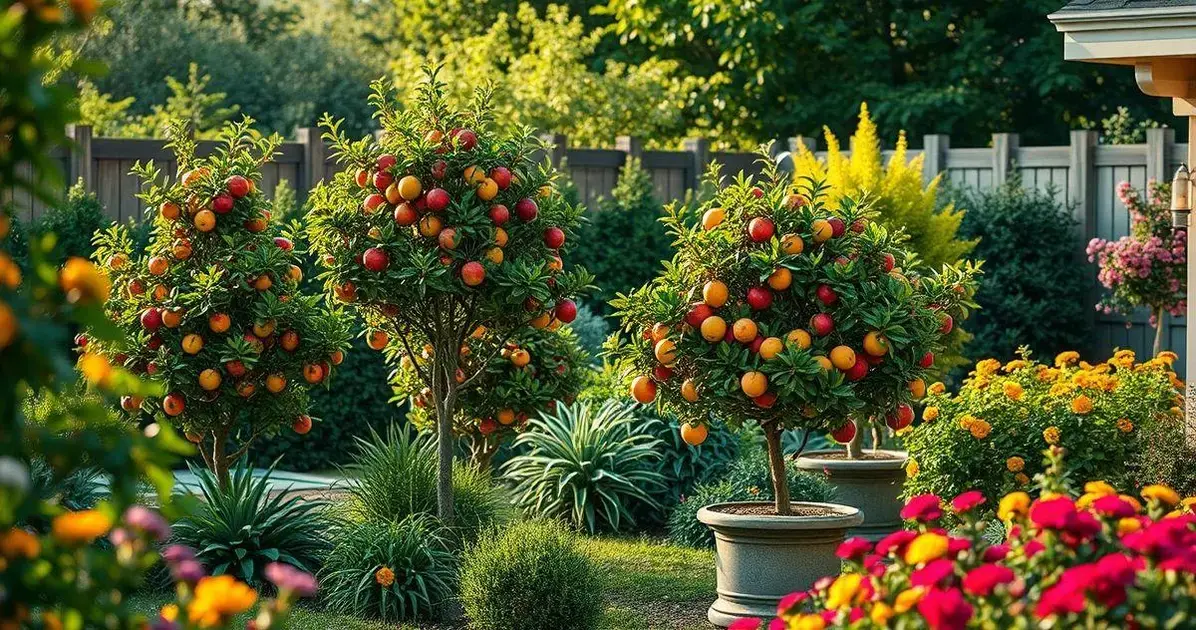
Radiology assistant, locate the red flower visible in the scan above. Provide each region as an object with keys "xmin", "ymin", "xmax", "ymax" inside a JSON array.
[
  {"xmin": 982, "ymin": 544, "xmax": 1010, "ymax": 562},
  {"xmin": 947, "ymin": 537, "xmax": 972, "ymax": 555},
  {"xmin": 848, "ymin": 607, "xmax": 865, "ymax": 623},
  {"xmin": 729, "ymin": 618, "xmax": 762, "ymax": 630},
  {"xmin": 962, "ymin": 564, "xmax": 1015, "ymax": 596},
  {"xmin": 911, "ymin": 559, "xmax": 956, "ymax": 587},
  {"xmin": 1029, "ymin": 496, "xmax": 1077, "ymax": 530},
  {"xmin": 1090, "ymin": 495, "xmax": 1137, "ymax": 519},
  {"xmin": 767, "ymin": 619, "xmax": 786, "ymax": 630},
  {"xmin": 864, "ymin": 553, "xmax": 886, "ymax": 577},
  {"xmin": 776, "ymin": 591, "xmax": 807, "ymax": 617},
  {"xmin": 917, "ymin": 587, "xmax": 974, "ymax": 630},
  {"xmin": 876, "ymin": 530, "xmax": 919, "ymax": 557},
  {"xmin": 902, "ymin": 494, "xmax": 944, "ymax": 522},
  {"xmin": 836, "ymin": 537, "xmax": 872, "ymax": 561},
  {"xmin": 951, "ymin": 490, "xmax": 986, "ymax": 514},
  {"xmin": 1024, "ymin": 539, "xmax": 1046, "ymax": 558}
]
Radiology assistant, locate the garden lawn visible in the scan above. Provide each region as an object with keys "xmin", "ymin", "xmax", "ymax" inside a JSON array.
[{"xmin": 128, "ymin": 535, "xmax": 714, "ymax": 630}]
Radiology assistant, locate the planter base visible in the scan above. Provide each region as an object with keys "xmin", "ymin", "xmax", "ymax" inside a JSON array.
[
  {"xmin": 795, "ymin": 450, "xmax": 908, "ymax": 541},
  {"xmin": 698, "ymin": 501, "xmax": 863, "ymax": 627}
]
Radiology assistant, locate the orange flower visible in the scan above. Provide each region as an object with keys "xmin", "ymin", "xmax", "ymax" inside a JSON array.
[
  {"xmin": 825, "ymin": 573, "xmax": 865, "ymax": 609},
  {"xmin": 893, "ymin": 587, "xmax": 926, "ymax": 613},
  {"xmin": 928, "ymin": 382, "xmax": 946, "ymax": 395},
  {"xmin": 975, "ymin": 359, "xmax": 1000, "ymax": 377},
  {"xmin": 1006, "ymin": 457, "xmax": 1025, "ymax": 473},
  {"xmin": 922, "ymin": 406, "xmax": 939, "ymax": 422},
  {"xmin": 51, "ymin": 510, "xmax": 111, "ymax": 545},
  {"xmin": 1015, "ymin": 473, "xmax": 1030, "ymax": 486},
  {"xmin": 969, "ymin": 419, "xmax": 992, "ymax": 439},
  {"xmin": 1142, "ymin": 485, "xmax": 1180, "ymax": 507},
  {"xmin": 1043, "ymin": 426, "xmax": 1061, "ymax": 445},
  {"xmin": 998, "ymin": 492, "xmax": 1031, "ymax": 521},
  {"xmin": 1054, "ymin": 351, "xmax": 1080, "ymax": 367},
  {"xmin": 1071, "ymin": 395, "xmax": 1093, "ymax": 415},
  {"xmin": 906, "ymin": 459, "xmax": 920, "ymax": 477},
  {"xmin": 1117, "ymin": 418, "xmax": 1134, "ymax": 433},
  {"xmin": 375, "ymin": 566, "xmax": 395, "ymax": 588},
  {"xmin": 1002, "ymin": 381, "xmax": 1024, "ymax": 401},
  {"xmin": 904, "ymin": 532, "xmax": 949, "ymax": 564},
  {"xmin": 187, "ymin": 575, "xmax": 257, "ymax": 628}
]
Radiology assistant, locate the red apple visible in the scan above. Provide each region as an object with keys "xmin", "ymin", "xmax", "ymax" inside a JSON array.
[
  {"xmin": 831, "ymin": 422, "xmax": 858, "ymax": 444},
  {"xmin": 555, "ymin": 299, "xmax": 578, "ymax": 323},
  {"xmin": 685, "ymin": 303, "xmax": 714, "ymax": 327},
  {"xmin": 746, "ymin": 286, "xmax": 773, "ymax": 310},
  {"xmin": 363, "ymin": 248, "xmax": 389, "ymax": 272},
  {"xmin": 426, "ymin": 188, "xmax": 450, "ymax": 212},
  {"xmin": 850, "ymin": 219, "xmax": 867, "ymax": 233},
  {"xmin": 363, "ymin": 193, "xmax": 386, "ymax": 213},
  {"xmin": 226, "ymin": 175, "xmax": 250, "ymax": 199},
  {"xmin": 354, "ymin": 169, "xmax": 369, "ymax": 188},
  {"xmin": 750, "ymin": 186, "xmax": 764, "ymax": 199},
  {"xmin": 886, "ymin": 403, "xmax": 914, "ymax": 430},
  {"xmin": 376, "ymin": 154, "xmax": 397, "ymax": 172},
  {"xmin": 461, "ymin": 261, "xmax": 486, "ymax": 286},
  {"xmin": 430, "ymin": 159, "xmax": 448, "ymax": 180},
  {"xmin": 816, "ymin": 284, "xmax": 838, "ymax": 306},
  {"xmin": 653, "ymin": 364, "xmax": 673, "ymax": 381},
  {"xmin": 147, "ymin": 335, "xmax": 163, "ymax": 351},
  {"xmin": 939, "ymin": 314, "xmax": 954, "ymax": 335},
  {"xmin": 748, "ymin": 335, "xmax": 764, "ymax": 353},
  {"xmin": 515, "ymin": 198, "xmax": 538, "ymax": 222},
  {"xmin": 293, "ymin": 415, "xmax": 313, "ymax": 435},
  {"xmin": 478, "ymin": 417, "xmax": 498, "ymax": 435},
  {"xmin": 490, "ymin": 166, "xmax": 512, "ymax": 190},
  {"xmin": 753, "ymin": 391, "xmax": 777, "ymax": 408},
  {"xmin": 919, "ymin": 351, "xmax": 935, "ymax": 368},
  {"xmin": 394, "ymin": 203, "xmax": 418, "ymax": 226},
  {"xmin": 140, "ymin": 308, "xmax": 162, "ymax": 331},
  {"xmin": 544, "ymin": 226, "xmax": 565, "ymax": 249},
  {"xmin": 453, "ymin": 128, "xmax": 478, "ymax": 150},
  {"xmin": 748, "ymin": 217, "xmax": 775, "ymax": 242},
  {"xmin": 845, "ymin": 357, "xmax": 868, "ymax": 381},
  {"xmin": 810, "ymin": 313, "xmax": 834, "ymax": 336},
  {"xmin": 489, "ymin": 204, "xmax": 510, "ymax": 225},
  {"xmin": 273, "ymin": 237, "xmax": 293, "ymax": 251},
  {"xmin": 828, "ymin": 217, "xmax": 846, "ymax": 237},
  {"xmin": 225, "ymin": 360, "xmax": 246, "ymax": 378},
  {"xmin": 373, "ymin": 171, "xmax": 394, "ymax": 192},
  {"xmin": 211, "ymin": 193, "xmax": 234, "ymax": 214}
]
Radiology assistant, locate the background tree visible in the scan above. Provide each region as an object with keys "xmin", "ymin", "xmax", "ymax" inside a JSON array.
[
  {"xmin": 611, "ymin": 164, "xmax": 978, "ymax": 514},
  {"xmin": 395, "ymin": 325, "xmax": 590, "ymax": 470},
  {"xmin": 91, "ymin": 119, "xmax": 351, "ymax": 484},
  {"xmin": 305, "ymin": 69, "xmax": 591, "ymax": 520}
]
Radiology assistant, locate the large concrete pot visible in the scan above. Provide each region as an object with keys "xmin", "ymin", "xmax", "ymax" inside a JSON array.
[
  {"xmin": 697, "ymin": 501, "xmax": 863, "ymax": 627},
  {"xmin": 794, "ymin": 449, "xmax": 907, "ymax": 541}
]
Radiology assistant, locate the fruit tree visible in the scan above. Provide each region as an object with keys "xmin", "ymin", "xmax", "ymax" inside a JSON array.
[
  {"xmin": 611, "ymin": 163, "xmax": 979, "ymax": 515},
  {"xmin": 306, "ymin": 69, "xmax": 591, "ymax": 519},
  {"xmin": 394, "ymin": 324, "xmax": 590, "ymax": 470},
  {"xmin": 90, "ymin": 119, "xmax": 351, "ymax": 484}
]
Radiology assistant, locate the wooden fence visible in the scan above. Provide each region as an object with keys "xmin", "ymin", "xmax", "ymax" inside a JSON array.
[{"xmin": 1, "ymin": 126, "xmax": 1187, "ymax": 374}]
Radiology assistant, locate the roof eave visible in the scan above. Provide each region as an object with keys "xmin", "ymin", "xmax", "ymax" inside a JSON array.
[{"xmin": 1050, "ymin": 5, "xmax": 1196, "ymax": 63}]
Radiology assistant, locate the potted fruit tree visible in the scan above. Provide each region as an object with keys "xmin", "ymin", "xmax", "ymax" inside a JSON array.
[
  {"xmin": 393, "ymin": 324, "xmax": 590, "ymax": 471},
  {"xmin": 611, "ymin": 165, "xmax": 978, "ymax": 626},
  {"xmin": 91, "ymin": 119, "xmax": 351, "ymax": 485},
  {"xmin": 306, "ymin": 69, "xmax": 590, "ymax": 520}
]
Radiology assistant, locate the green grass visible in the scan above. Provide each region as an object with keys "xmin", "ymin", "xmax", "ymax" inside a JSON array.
[{"xmin": 126, "ymin": 534, "xmax": 715, "ymax": 630}]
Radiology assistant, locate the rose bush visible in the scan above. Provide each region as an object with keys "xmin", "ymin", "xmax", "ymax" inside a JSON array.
[
  {"xmin": 738, "ymin": 448, "xmax": 1196, "ymax": 630},
  {"xmin": 903, "ymin": 349, "xmax": 1185, "ymax": 505}
]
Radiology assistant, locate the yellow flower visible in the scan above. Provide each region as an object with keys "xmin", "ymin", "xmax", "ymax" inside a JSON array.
[
  {"xmin": 375, "ymin": 566, "xmax": 395, "ymax": 587},
  {"xmin": 77, "ymin": 353, "xmax": 113, "ymax": 388},
  {"xmin": 969, "ymin": 419, "xmax": 992, "ymax": 439},
  {"xmin": 1003, "ymin": 360, "xmax": 1027, "ymax": 372},
  {"xmin": 928, "ymin": 382, "xmax": 946, "ymax": 395},
  {"xmin": 1048, "ymin": 381, "xmax": 1077, "ymax": 397},
  {"xmin": 998, "ymin": 492, "xmax": 1031, "ymax": 521},
  {"xmin": 1015, "ymin": 473, "xmax": 1031, "ymax": 486},
  {"xmin": 1077, "ymin": 493, "xmax": 1102, "ymax": 509},
  {"xmin": 825, "ymin": 573, "xmax": 865, "ymax": 609},
  {"xmin": 1006, "ymin": 457, "xmax": 1025, "ymax": 473},
  {"xmin": 1037, "ymin": 366, "xmax": 1060, "ymax": 382},
  {"xmin": 1117, "ymin": 418, "xmax": 1134, "ymax": 433},
  {"xmin": 1002, "ymin": 381, "xmax": 1024, "ymax": 401},
  {"xmin": 903, "ymin": 532, "xmax": 949, "ymax": 565},
  {"xmin": 958, "ymin": 414, "xmax": 977, "ymax": 430},
  {"xmin": 59, "ymin": 257, "xmax": 110, "ymax": 304},
  {"xmin": 1158, "ymin": 350, "xmax": 1179, "ymax": 365},
  {"xmin": 870, "ymin": 603, "xmax": 895, "ymax": 626},
  {"xmin": 1084, "ymin": 481, "xmax": 1116, "ymax": 496},
  {"xmin": 1171, "ymin": 374, "xmax": 1185, "ymax": 390},
  {"xmin": 159, "ymin": 604, "xmax": 179, "ymax": 623},
  {"xmin": 975, "ymin": 358, "xmax": 1000, "ymax": 376},
  {"xmin": 1070, "ymin": 395, "xmax": 1093, "ymax": 415},
  {"xmin": 1043, "ymin": 426, "xmax": 1061, "ymax": 445},
  {"xmin": 187, "ymin": 575, "xmax": 257, "ymax": 628},
  {"xmin": 791, "ymin": 615, "xmax": 827, "ymax": 630},
  {"xmin": 0, "ymin": 528, "xmax": 40, "ymax": 559},
  {"xmin": 894, "ymin": 587, "xmax": 926, "ymax": 613},
  {"xmin": 1142, "ymin": 484, "xmax": 1181, "ymax": 507},
  {"xmin": 1055, "ymin": 351, "xmax": 1080, "ymax": 367},
  {"xmin": 922, "ymin": 406, "xmax": 939, "ymax": 422},
  {"xmin": 1117, "ymin": 518, "xmax": 1142, "ymax": 535},
  {"xmin": 906, "ymin": 459, "xmax": 920, "ymax": 478},
  {"xmin": 51, "ymin": 510, "xmax": 111, "ymax": 545}
]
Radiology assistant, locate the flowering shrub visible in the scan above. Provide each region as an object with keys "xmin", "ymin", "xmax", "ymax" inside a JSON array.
[
  {"xmin": 740, "ymin": 448, "xmax": 1196, "ymax": 630},
  {"xmin": 1087, "ymin": 181, "xmax": 1185, "ymax": 352},
  {"xmin": 903, "ymin": 350, "xmax": 1184, "ymax": 504}
]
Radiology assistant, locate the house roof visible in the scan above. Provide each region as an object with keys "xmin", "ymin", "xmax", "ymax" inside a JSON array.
[{"xmin": 1057, "ymin": 0, "xmax": 1196, "ymax": 11}]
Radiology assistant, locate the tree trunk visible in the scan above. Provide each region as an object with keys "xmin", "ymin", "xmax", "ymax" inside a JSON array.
[
  {"xmin": 471, "ymin": 437, "xmax": 497, "ymax": 473},
  {"xmin": 212, "ymin": 427, "xmax": 230, "ymax": 488},
  {"xmin": 1153, "ymin": 307, "xmax": 1166, "ymax": 356},
  {"xmin": 764, "ymin": 422, "xmax": 791, "ymax": 516},
  {"xmin": 432, "ymin": 343, "xmax": 459, "ymax": 524},
  {"xmin": 846, "ymin": 426, "xmax": 863, "ymax": 460},
  {"xmin": 871, "ymin": 425, "xmax": 882, "ymax": 454}
]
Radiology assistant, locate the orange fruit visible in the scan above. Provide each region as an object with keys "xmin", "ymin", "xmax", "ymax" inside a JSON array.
[
  {"xmin": 681, "ymin": 379, "xmax": 700, "ymax": 402},
  {"xmin": 830, "ymin": 345, "xmax": 856, "ymax": 370},
  {"xmin": 194, "ymin": 209, "xmax": 216, "ymax": 232},
  {"xmin": 650, "ymin": 324, "xmax": 671, "ymax": 343},
  {"xmin": 464, "ymin": 165, "xmax": 486, "ymax": 185},
  {"xmin": 303, "ymin": 363, "xmax": 325, "ymax": 384},
  {"xmin": 253, "ymin": 319, "xmax": 276, "ymax": 338},
  {"xmin": 781, "ymin": 233, "xmax": 804, "ymax": 255},
  {"xmin": 476, "ymin": 178, "xmax": 498, "ymax": 201},
  {"xmin": 208, "ymin": 313, "xmax": 230, "ymax": 333},
  {"xmin": 494, "ymin": 227, "xmax": 509, "ymax": 247},
  {"xmin": 162, "ymin": 393, "xmax": 185, "ymax": 416},
  {"xmin": 162, "ymin": 308, "xmax": 183, "ymax": 328},
  {"xmin": 703, "ymin": 280, "xmax": 729, "ymax": 308},
  {"xmin": 863, "ymin": 331, "xmax": 889, "ymax": 357},
  {"xmin": 172, "ymin": 241, "xmax": 192, "ymax": 260},
  {"xmin": 485, "ymin": 247, "xmax": 504, "ymax": 264},
  {"xmin": 530, "ymin": 312, "xmax": 551, "ymax": 329},
  {"xmin": 814, "ymin": 355, "xmax": 833, "ymax": 371},
  {"xmin": 367, "ymin": 330, "xmax": 389, "ymax": 350},
  {"xmin": 497, "ymin": 409, "xmax": 516, "ymax": 425},
  {"xmin": 265, "ymin": 374, "xmax": 286, "ymax": 393},
  {"xmin": 253, "ymin": 275, "xmax": 273, "ymax": 291},
  {"xmin": 787, "ymin": 329, "xmax": 812, "ymax": 349},
  {"xmin": 151, "ymin": 284, "xmax": 169, "ymax": 301},
  {"xmin": 811, "ymin": 219, "xmax": 832, "ymax": 243},
  {"xmin": 287, "ymin": 265, "xmax": 303, "ymax": 282},
  {"xmin": 419, "ymin": 215, "xmax": 443, "ymax": 238},
  {"xmin": 767, "ymin": 268, "xmax": 792, "ymax": 291},
  {"xmin": 732, "ymin": 318, "xmax": 757, "ymax": 343},
  {"xmin": 700, "ymin": 316, "xmax": 727, "ymax": 342},
  {"xmin": 654, "ymin": 339, "xmax": 677, "ymax": 364},
  {"xmin": 160, "ymin": 202, "xmax": 181, "ymax": 220},
  {"xmin": 510, "ymin": 348, "xmax": 531, "ymax": 367},
  {"xmin": 631, "ymin": 375, "xmax": 657, "ymax": 403},
  {"xmin": 740, "ymin": 371, "xmax": 768, "ymax": 397},
  {"xmin": 148, "ymin": 256, "xmax": 169, "ymax": 276},
  {"xmin": 181, "ymin": 334, "xmax": 203, "ymax": 355},
  {"xmin": 237, "ymin": 382, "xmax": 257, "ymax": 398},
  {"xmin": 397, "ymin": 175, "xmax": 422, "ymax": 201},
  {"xmin": 702, "ymin": 208, "xmax": 725, "ymax": 230},
  {"xmin": 759, "ymin": 337, "xmax": 784, "ymax": 360},
  {"xmin": 681, "ymin": 423, "xmax": 708, "ymax": 446},
  {"xmin": 385, "ymin": 183, "xmax": 403, "ymax": 205},
  {"xmin": 330, "ymin": 350, "xmax": 345, "ymax": 365},
  {"xmin": 909, "ymin": 378, "xmax": 927, "ymax": 399},
  {"xmin": 198, "ymin": 369, "xmax": 222, "ymax": 391}
]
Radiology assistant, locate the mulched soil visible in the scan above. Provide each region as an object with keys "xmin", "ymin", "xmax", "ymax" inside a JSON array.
[
  {"xmin": 802, "ymin": 451, "xmax": 903, "ymax": 461},
  {"xmin": 710, "ymin": 503, "xmax": 840, "ymax": 517}
]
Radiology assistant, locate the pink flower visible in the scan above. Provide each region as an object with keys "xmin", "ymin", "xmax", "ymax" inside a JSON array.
[
  {"xmin": 917, "ymin": 588, "xmax": 974, "ymax": 630},
  {"xmin": 911, "ymin": 559, "xmax": 956, "ymax": 587},
  {"xmin": 1090, "ymin": 495, "xmax": 1136, "ymax": 519},
  {"xmin": 950, "ymin": 490, "xmax": 985, "ymax": 514},
  {"xmin": 982, "ymin": 544, "xmax": 1010, "ymax": 562},
  {"xmin": 776, "ymin": 591, "xmax": 807, "ymax": 616},
  {"xmin": 876, "ymin": 530, "xmax": 919, "ymax": 557},
  {"xmin": 947, "ymin": 537, "xmax": 972, "ymax": 555},
  {"xmin": 962, "ymin": 564, "xmax": 1015, "ymax": 596},
  {"xmin": 729, "ymin": 618, "xmax": 762, "ymax": 630},
  {"xmin": 265, "ymin": 562, "xmax": 318, "ymax": 598},
  {"xmin": 836, "ymin": 537, "xmax": 872, "ymax": 561},
  {"xmin": 1024, "ymin": 539, "xmax": 1046, "ymax": 558},
  {"xmin": 901, "ymin": 494, "xmax": 944, "ymax": 522},
  {"xmin": 767, "ymin": 619, "xmax": 786, "ymax": 630},
  {"xmin": 1029, "ymin": 496, "xmax": 1077, "ymax": 530}
]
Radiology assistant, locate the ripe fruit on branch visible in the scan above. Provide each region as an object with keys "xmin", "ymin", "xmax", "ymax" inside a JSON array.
[
  {"xmin": 631, "ymin": 375, "xmax": 657, "ymax": 403},
  {"xmin": 681, "ymin": 423, "xmax": 708, "ymax": 446},
  {"xmin": 816, "ymin": 284, "xmax": 837, "ymax": 306},
  {"xmin": 293, "ymin": 415, "xmax": 312, "ymax": 435},
  {"xmin": 163, "ymin": 393, "xmax": 185, "ymax": 417},
  {"xmin": 882, "ymin": 253, "xmax": 895, "ymax": 272},
  {"xmin": 397, "ymin": 176, "xmax": 422, "ymax": 201},
  {"xmin": 759, "ymin": 337, "xmax": 783, "ymax": 360},
  {"xmin": 198, "ymin": 369, "xmax": 222, "ymax": 391},
  {"xmin": 181, "ymin": 334, "xmax": 203, "ymax": 354},
  {"xmin": 394, "ymin": 203, "xmax": 418, "ymax": 226},
  {"xmin": 939, "ymin": 314, "xmax": 954, "ymax": 334},
  {"xmin": 490, "ymin": 166, "xmax": 512, "ymax": 189},
  {"xmin": 746, "ymin": 286, "xmax": 773, "ymax": 310},
  {"xmin": 787, "ymin": 329, "xmax": 812, "ymax": 349},
  {"xmin": 829, "ymin": 345, "xmax": 856, "ymax": 370},
  {"xmin": 373, "ymin": 170, "xmax": 394, "ymax": 191},
  {"xmin": 418, "ymin": 215, "xmax": 443, "ymax": 238},
  {"xmin": 919, "ymin": 351, "xmax": 935, "ymax": 368},
  {"xmin": 747, "ymin": 217, "xmax": 774, "ymax": 242},
  {"xmin": 554, "ymin": 299, "xmax": 577, "ymax": 323},
  {"xmin": 702, "ymin": 208, "xmax": 725, "ymax": 230},
  {"xmin": 515, "ymin": 198, "xmax": 538, "ymax": 222},
  {"xmin": 703, "ymin": 280, "xmax": 728, "ymax": 308},
  {"xmin": 376, "ymin": 154, "xmax": 397, "ymax": 172},
  {"xmin": 303, "ymin": 363, "xmax": 325, "ymax": 384},
  {"xmin": 510, "ymin": 348, "xmax": 531, "ymax": 367},
  {"xmin": 810, "ymin": 313, "xmax": 834, "ymax": 336},
  {"xmin": 367, "ymin": 330, "xmax": 389, "ymax": 351},
  {"xmin": 740, "ymin": 371, "xmax": 768, "ymax": 397},
  {"xmin": 544, "ymin": 226, "xmax": 565, "ymax": 249},
  {"xmin": 811, "ymin": 219, "xmax": 832, "ymax": 243},
  {"xmin": 194, "ymin": 210, "xmax": 216, "ymax": 232},
  {"xmin": 863, "ymin": 331, "xmax": 889, "ymax": 356},
  {"xmin": 781, "ymin": 233, "xmax": 804, "ymax": 255},
  {"xmin": 265, "ymin": 374, "xmax": 287, "ymax": 394},
  {"xmin": 886, "ymin": 403, "xmax": 914, "ymax": 430},
  {"xmin": 489, "ymin": 204, "xmax": 510, "ymax": 225},
  {"xmin": 754, "ymin": 391, "xmax": 777, "ymax": 408},
  {"xmin": 211, "ymin": 193, "xmax": 234, "ymax": 214},
  {"xmin": 844, "ymin": 357, "xmax": 868, "ymax": 381},
  {"xmin": 909, "ymin": 378, "xmax": 926, "ymax": 399},
  {"xmin": 461, "ymin": 261, "xmax": 486, "ymax": 287},
  {"xmin": 273, "ymin": 237, "xmax": 293, "ymax": 251},
  {"xmin": 828, "ymin": 217, "xmax": 846, "ymax": 237},
  {"xmin": 831, "ymin": 422, "xmax": 858, "ymax": 444},
  {"xmin": 654, "ymin": 338, "xmax": 677, "ymax": 364},
  {"xmin": 685, "ymin": 303, "xmax": 714, "ymax": 327},
  {"xmin": 767, "ymin": 268, "xmax": 791, "ymax": 290},
  {"xmin": 452, "ymin": 128, "xmax": 478, "ymax": 150},
  {"xmin": 426, "ymin": 188, "xmax": 450, "ymax": 211},
  {"xmin": 363, "ymin": 194, "xmax": 386, "ymax": 214},
  {"xmin": 700, "ymin": 316, "xmax": 727, "ymax": 342},
  {"xmin": 680, "ymin": 379, "xmax": 700, "ymax": 402},
  {"xmin": 141, "ymin": 308, "xmax": 163, "ymax": 331},
  {"xmin": 652, "ymin": 364, "xmax": 673, "ymax": 381},
  {"xmin": 732, "ymin": 318, "xmax": 758, "ymax": 343}
]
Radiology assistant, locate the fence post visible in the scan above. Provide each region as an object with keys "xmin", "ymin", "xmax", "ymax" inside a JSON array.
[
  {"xmin": 1145, "ymin": 127, "xmax": 1175, "ymax": 184},
  {"xmin": 992, "ymin": 133, "xmax": 1020, "ymax": 186},
  {"xmin": 1068, "ymin": 129, "xmax": 1099, "ymax": 358},
  {"xmin": 616, "ymin": 135, "xmax": 643, "ymax": 166},
  {"xmin": 296, "ymin": 128, "xmax": 326, "ymax": 202},
  {"xmin": 683, "ymin": 137, "xmax": 709, "ymax": 190},
  {"xmin": 922, "ymin": 134, "xmax": 949, "ymax": 185},
  {"xmin": 539, "ymin": 133, "xmax": 567, "ymax": 169},
  {"xmin": 66, "ymin": 124, "xmax": 93, "ymax": 191}
]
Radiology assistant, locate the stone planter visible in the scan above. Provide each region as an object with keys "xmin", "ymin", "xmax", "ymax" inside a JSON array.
[
  {"xmin": 697, "ymin": 501, "xmax": 863, "ymax": 627},
  {"xmin": 794, "ymin": 449, "xmax": 908, "ymax": 541}
]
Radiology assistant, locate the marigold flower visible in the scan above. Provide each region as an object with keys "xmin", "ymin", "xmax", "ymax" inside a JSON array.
[
  {"xmin": 186, "ymin": 575, "xmax": 257, "ymax": 628},
  {"xmin": 1159, "ymin": 350, "xmax": 1179, "ymax": 365},
  {"xmin": 825, "ymin": 573, "xmax": 865, "ymax": 609},
  {"xmin": 958, "ymin": 414, "xmax": 977, "ymax": 430},
  {"xmin": 1037, "ymin": 366, "xmax": 1059, "ymax": 382},
  {"xmin": 1116, "ymin": 418, "xmax": 1134, "ymax": 433},
  {"xmin": 904, "ymin": 532, "xmax": 949, "ymax": 565},
  {"xmin": 928, "ymin": 382, "xmax": 946, "ymax": 395},
  {"xmin": 1002, "ymin": 381, "xmax": 1024, "ymax": 401},
  {"xmin": 159, "ymin": 604, "xmax": 179, "ymax": 623},
  {"xmin": 59, "ymin": 257, "xmax": 110, "ymax": 304},
  {"xmin": 0, "ymin": 528, "xmax": 40, "ymax": 559},
  {"xmin": 894, "ymin": 586, "xmax": 926, "ymax": 613},
  {"xmin": 1015, "ymin": 473, "xmax": 1031, "ymax": 486},
  {"xmin": 1054, "ymin": 350, "xmax": 1080, "ymax": 367},
  {"xmin": 1117, "ymin": 517, "xmax": 1143, "ymax": 534},
  {"xmin": 968, "ymin": 419, "xmax": 991, "ymax": 439},
  {"xmin": 1070, "ymin": 395, "xmax": 1094, "ymax": 415},
  {"xmin": 1141, "ymin": 484, "xmax": 1181, "ymax": 507},
  {"xmin": 1084, "ymin": 481, "xmax": 1116, "ymax": 496},
  {"xmin": 1003, "ymin": 360, "xmax": 1027, "ymax": 372},
  {"xmin": 998, "ymin": 492, "xmax": 1031, "ymax": 521},
  {"xmin": 51, "ymin": 510, "xmax": 111, "ymax": 545},
  {"xmin": 906, "ymin": 458, "xmax": 920, "ymax": 478},
  {"xmin": 975, "ymin": 358, "xmax": 1000, "ymax": 376},
  {"xmin": 1006, "ymin": 457, "xmax": 1025, "ymax": 473},
  {"xmin": 922, "ymin": 406, "xmax": 939, "ymax": 422},
  {"xmin": 1043, "ymin": 426, "xmax": 1061, "ymax": 445},
  {"xmin": 869, "ymin": 603, "xmax": 894, "ymax": 626},
  {"xmin": 375, "ymin": 566, "xmax": 395, "ymax": 587},
  {"xmin": 1048, "ymin": 381, "xmax": 1076, "ymax": 397}
]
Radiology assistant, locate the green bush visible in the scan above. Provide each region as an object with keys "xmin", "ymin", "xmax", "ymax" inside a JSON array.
[
  {"xmin": 169, "ymin": 462, "xmax": 334, "ymax": 587},
  {"xmin": 638, "ymin": 411, "xmax": 740, "ymax": 521},
  {"xmin": 460, "ymin": 519, "xmax": 602, "ymax": 630},
  {"xmin": 342, "ymin": 425, "xmax": 509, "ymax": 545},
  {"xmin": 32, "ymin": 180, "xmax": 109, "ymax": 262},
  {"xmin": 503, "ymin": 400, "xmax": 665, "ymax": 533},
  {"xmin": 321, "ymin": 515, "xmax": 458, "ymax": 622},
  {"xmin": 568, "ymin": 302, "xmax": 610, "ymax": 361},
  {"xmin": 571, "ymin": 158, "xmax": 673, "ymax": 316},
  {"xmin": 956, "ymin": 179, "xmax": 1092, "ymax": 363},
  {"xmin": 250, "ymin": 335, "xmax": 399, "ymax": 472},
  {"xmin": 667, "ymin": 445, "xmax": 835, "ymax": 549}
]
